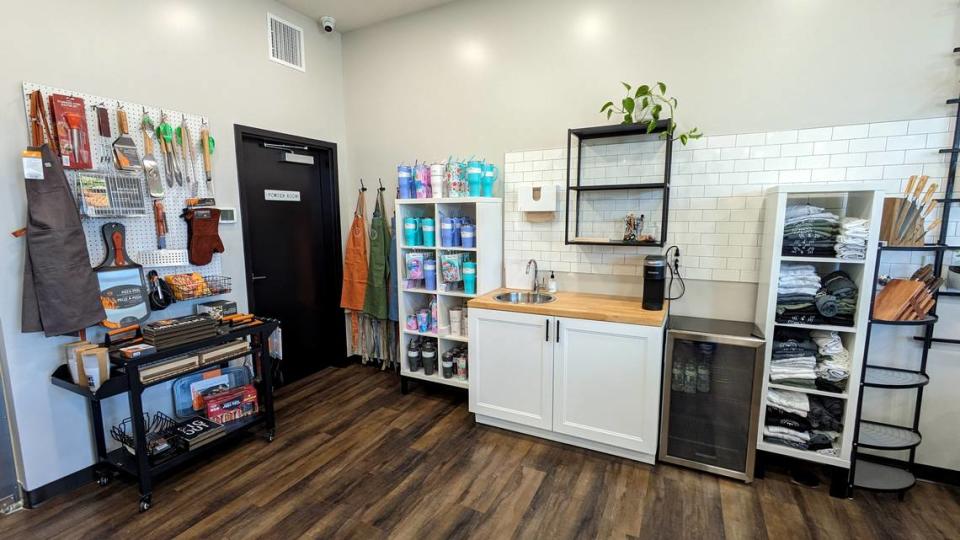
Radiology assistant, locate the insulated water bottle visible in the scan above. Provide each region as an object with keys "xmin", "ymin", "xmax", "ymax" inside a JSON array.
[
  {"xmin": 441, "ymin": 217, "xmax": 456, "ymax": 247},
  {"xmin": 461, "ymin": 224, "xmax": 475, "ymax": 248},
  {"xmin": 424, "ymin": 258, "xmax": 437, "ymax": 290},
  {"xmin": 421, "ymin": 218, "xmax": 435, "ymax": 247},
  {"xmin": 398, "ymin": 164, "xmax": 413, "ymax": 199},
  {"xmin": 422, "ymin": 341, "xmax": 437, "ymax": 375},
  {"xmin": 407, "ymin": 340, "xmax": 422, "ymax": 371},
  {"xmin": 403, "ymin": 217, "xmax": 419, "ymax": 246},
  {"xmin": 414, "ymin": 163, "xmax": 430, "ymax": 198},
  {"xmin": 430, "ymin": 163, "xmax": 445, "ymax": 198},
  {"xmin": 481, "ymin": 163, "xmax": 498, "ymax": 197},
  {"xmin": 463, "ymin": 261, "xmax": 477, "ymax": 294},
  {"xmin": 466, "ymin": 160, "xmax": 483, "ymax": 197}
]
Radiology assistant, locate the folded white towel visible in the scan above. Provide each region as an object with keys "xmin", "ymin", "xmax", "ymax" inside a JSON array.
[{"xmin": 765, "ymin": 425, "xmax": 811, "ymax": 441}]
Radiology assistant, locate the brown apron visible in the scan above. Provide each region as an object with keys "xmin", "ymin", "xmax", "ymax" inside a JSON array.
[
  {"xmin": 21, "ymin": 145, "xmax": 106, "ymax": 336},
  {"xmin": 340, "ymin": 190, "xmax": 368, "ymax": 348}
]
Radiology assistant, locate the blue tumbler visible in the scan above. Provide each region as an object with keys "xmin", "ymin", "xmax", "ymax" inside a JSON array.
[
  {"xmin": 441, "ymin": 218, "xmax": 456, "ymax": 247},
  {"xmin": 398, "ymin": 164, "xmax": 413, "ymax": 199},
  {"xmin": 481, "ymin": 163, "xmax": 498, "ymax": 197},
  {"xmin": 461, "ymin": 224, "xmax": 476, "ymax": 248},
  {"xmin": 466, "ymin": 160, "xmax": 483, "ymax": 197},
  {"xmin": 424, "ymin": 259, "xmax": 437, "ymax": 290}
]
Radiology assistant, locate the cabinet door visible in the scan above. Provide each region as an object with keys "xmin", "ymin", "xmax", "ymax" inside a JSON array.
[
  {"xmin": 469, "ymin": 309, "xmax": 554, "ymax": 430},
  {"xmin": 553, "ymin": 317, "xmax": 662, "ymax": 453}
]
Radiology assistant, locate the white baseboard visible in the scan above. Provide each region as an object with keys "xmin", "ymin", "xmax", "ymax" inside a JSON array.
[{"xmin": 475, "ymin": 414, "xmax": 656, "ymax": 465}]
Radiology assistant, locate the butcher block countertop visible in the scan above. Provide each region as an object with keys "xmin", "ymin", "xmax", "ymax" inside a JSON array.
[{"xmin": 468, "ymin": 289, "xmax": 667, "ymax": 327}]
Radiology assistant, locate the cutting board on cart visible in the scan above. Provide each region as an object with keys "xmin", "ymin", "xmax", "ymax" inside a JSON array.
[
  {"xmin": 873, "ymin": 279, "xmax": 924, "ymax": 321},
  {"xmin": 95, "ymin": 222, "xmax": 150, "ymax": 328}
]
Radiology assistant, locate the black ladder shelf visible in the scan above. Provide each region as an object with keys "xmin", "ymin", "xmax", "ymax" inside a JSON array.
[{"xmin": 847, "ymin": 47, "xmax": 960, "ymax": 499}]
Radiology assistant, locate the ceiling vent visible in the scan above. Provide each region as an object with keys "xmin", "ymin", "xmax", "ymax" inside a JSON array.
[{"xmin": 267, "ymin": 13, "xmax": 305, "ymax": 72}]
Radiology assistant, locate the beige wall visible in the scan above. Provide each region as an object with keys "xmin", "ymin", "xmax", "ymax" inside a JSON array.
[
  {"xmin": 342, "ymin": 0, "xmax": 960, "ymax": 468},
  {"xmin": 0, "ymin": 0, "xmax": 348, "ymax": 490}
]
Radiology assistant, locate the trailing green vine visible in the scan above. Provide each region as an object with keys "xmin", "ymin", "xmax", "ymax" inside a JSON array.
[{"xmin": 600, "ymin": 82, "xmax": 702, "ymax": 145}]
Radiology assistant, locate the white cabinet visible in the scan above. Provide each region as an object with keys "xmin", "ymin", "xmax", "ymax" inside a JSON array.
[
  {"xmin": 469, "ymin": 308, "xmax": 664, "ymax": 461},
  {"xmin": 469, "ymin": 309, "xmax": 553, "ymax": 430},
  {"xmin": 553, "ymin": 317, "xmax": 660, "ymax": 454}
]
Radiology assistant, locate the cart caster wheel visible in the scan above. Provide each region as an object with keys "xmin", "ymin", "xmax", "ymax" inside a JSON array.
[
  {"xmin": 266, "ymin": 430, "xmax": 275, "ymax": 443},
  {"xmin": 139, "ymin": 496, "xmax": 152, "ymax": 513},
  {"xmin": 97, "ymin": 474, "xmax": 110, "ymax": 487}
]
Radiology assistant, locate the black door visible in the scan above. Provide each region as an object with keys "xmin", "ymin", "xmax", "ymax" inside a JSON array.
[{"xmin": 235, "ymin": 125, "xmax": 344, "ymax": 385}]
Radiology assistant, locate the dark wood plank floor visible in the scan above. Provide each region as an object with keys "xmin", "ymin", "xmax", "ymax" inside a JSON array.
[{"xmin": 4, "ymin": 363, "xmax": 959, "ymax": 539}]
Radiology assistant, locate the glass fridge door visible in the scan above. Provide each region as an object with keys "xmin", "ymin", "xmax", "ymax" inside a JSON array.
[{"xmin": 665, "ymin": 337, "xmax": 761, "ymax": 475}]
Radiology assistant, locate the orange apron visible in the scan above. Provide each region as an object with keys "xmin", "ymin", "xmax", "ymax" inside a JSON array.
[{"xmin": 341, "ymin": 190, "xmax": 368, "ymax": 348}]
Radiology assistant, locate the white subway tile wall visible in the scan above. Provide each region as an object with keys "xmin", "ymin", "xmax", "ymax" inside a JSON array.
[{"xmin": 504, "ymin": 117, "xmax": 957, "ymax": 283}]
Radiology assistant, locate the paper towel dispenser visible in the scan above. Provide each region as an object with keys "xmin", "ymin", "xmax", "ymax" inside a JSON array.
[{"xmin": 517, "ymin": 184, "xmax": 558, "ymax": 213}]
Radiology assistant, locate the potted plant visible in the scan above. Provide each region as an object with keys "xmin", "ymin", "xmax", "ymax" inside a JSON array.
[{"xmin": 600, "ymin": 82, "xmax": 702, "ymax": 145}]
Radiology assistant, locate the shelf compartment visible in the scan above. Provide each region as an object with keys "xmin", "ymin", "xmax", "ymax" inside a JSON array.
[
  {"xmin": 853, "ymin": 460, "xmax": 916, "ymax": 492},
  {"xmin": 869, "ymin": 315, "xmax": 938, "ymax": 326},
  {"xmin": 863, "ymin": 367, "xmax": 929, "ymax": 389},
  {"xmin": 767, "ymin": 382, "xmax": 847, "ymax": 399},
  {"xmin": 857, "ymin": 421, "xmax": 922, "ymax": 450},
  {"xmin": 757, "ymin": 439, "xmax": 848, "ymax": 467},
  {"xmin": 774, "ymin": 321, "xmax": 857, "ymax": 333},
  {"xmin": 780, "ymin": 256, "xmax": 865, "ymax": 265},
  {"xmin": 106, "ymin": 414, "xmax": 265, "ymax": 478},
  {"xmin": 401, "ymin": 367, "xmax": 468, "ymax": 389},
  {"xmin": 568, "ymin": 182, "xmax": 666, "ymax": 192},
  {"xmin": 402, "ymin": 287, "xmax": 437, "ymax": 295}
]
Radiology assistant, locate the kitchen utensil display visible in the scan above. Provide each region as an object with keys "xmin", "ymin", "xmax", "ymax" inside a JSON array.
[
  {"xmin": 157, "ymin": 113, "xmax": 183, "ymax": 185},
  {"xmin": 894, "ymin": 175, "xmax": 926, "ymax": 241},
  {"xmin": 200, "ymin": 121, "xmax": 214, "ymax": 195},
  {"xmin": 28, "ymin": 90, "xmax": 57, "ymax": 150},
  {"xmin": 95, "ymin": 222, "xmax": 151, "ymax": 328},
  {"xmin": 95, "ymin": 105, "xmax": 113, "ymax": 167},
  {"xmin": 75, "ymin": 172, "xmax": 149, "ymax": 217},
  {"xmin": 113, "ymin": 107, "xmax": 143, "ymax": 171},
  {"xmin": 176, "ymin": 117, "xmax": 196, "ymax": 187},
  {"xmin": 153, "ymin": 199, "xmax": 168, "ymax": 249},
  {"xmin": 49, "ymin": 94, "xmax": 92, "ymax": 169},
  {"xmin": 140, "ymin": 109, "xmax": 165, "ymax": 197}
]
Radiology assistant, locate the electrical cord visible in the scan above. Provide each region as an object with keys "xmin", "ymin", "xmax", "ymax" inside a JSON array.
[{"xmin": 664, "ymin": 245, "xmax": 686, "ymax": 301}]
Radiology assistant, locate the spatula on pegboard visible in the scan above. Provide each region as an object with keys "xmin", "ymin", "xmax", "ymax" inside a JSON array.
[{"xmin": 112, "ymin": 106, "xmax": 142, "ymax": 171}]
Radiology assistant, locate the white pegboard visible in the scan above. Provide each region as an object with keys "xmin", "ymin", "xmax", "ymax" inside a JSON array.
[{"xmin": 21, "ymin": 82, "xmax": 222, "ymax": 281}]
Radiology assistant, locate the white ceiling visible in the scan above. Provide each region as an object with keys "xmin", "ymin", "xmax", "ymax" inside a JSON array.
[{"xmin": 278, "ymin": 0, "xmax": 456, "ymax": 32}]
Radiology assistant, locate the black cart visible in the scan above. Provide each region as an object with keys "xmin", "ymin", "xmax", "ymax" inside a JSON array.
[{"xmin": 51, "ymin": 318, "xmax": 280, "ymax": 512}]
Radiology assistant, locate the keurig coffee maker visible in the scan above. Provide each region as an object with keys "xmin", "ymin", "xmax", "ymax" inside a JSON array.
[{"xmin": 643, "ymin": 255, "xmax": 666, "ymax": 310}]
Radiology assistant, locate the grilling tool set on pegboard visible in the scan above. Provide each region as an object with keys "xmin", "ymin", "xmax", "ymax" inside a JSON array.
[{"xmin": 19, "ymin": 82, "xmax": 229, "ymax": 329}]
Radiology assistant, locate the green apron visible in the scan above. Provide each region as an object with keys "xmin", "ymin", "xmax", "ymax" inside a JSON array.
[{"xmin": 363, "ymin": 191, "xmax": 390, "ymax": 319}]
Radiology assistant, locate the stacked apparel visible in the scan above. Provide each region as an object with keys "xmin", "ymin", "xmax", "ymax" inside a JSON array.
[
  {"xmin": 775, "ymin": 264, "xmax": 821, "ymax": 324},
  {"xmin": 835, "ymin": 217, "xmax": 869, "ymax": 260},
  {"xmin": 770, "ymin": 328, "xmax": 818, "ymax": 386},
  {"xmin": 764, "ymin": 388, "xmax": 842, "ymax": 454},
  {"xmin": 775, "ymin": 267, "xmax": 858, "ymax": 326},
  {"xmin": 782, "ymin": 204, "xmax": 840, "ymax": 257},
  {"xmin": 811, "ymin": 330, "xmax": 850, "ymax": 392}
]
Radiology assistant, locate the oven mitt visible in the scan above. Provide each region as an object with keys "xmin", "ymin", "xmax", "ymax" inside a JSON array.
[{"xmin": 182, "ymin": 208, "xmax": 224, "ymax": 265}]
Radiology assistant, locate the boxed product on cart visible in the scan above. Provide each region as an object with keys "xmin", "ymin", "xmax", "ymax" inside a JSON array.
[{"xmin": 204, "ymin": 384, "xmax": 258, "ymax": 424}]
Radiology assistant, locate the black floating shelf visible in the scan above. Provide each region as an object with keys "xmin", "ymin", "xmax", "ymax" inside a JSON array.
[
  {"xmin": 853, "ymin": 459, "xmax": 917, "ymax": 493},
  {"xmin": 879, "ymin": 244, "xmax": 956, "ymax": 252},
  {"xmin": 937, "ymin": 290, "xmax": 960, "ymax": 297},
  {"xmin": 934, "ymin": 197, "xmax": 960, "ymax": 203},
  {"xmin": 857, "ymin": 421, "xmax": 922, "ymax": 451},
  {"xmin": 913, "ymin": 336, "xmax": 960, "ymax": 344},
  {"xmin": 567, "ymin": 239, "xmax": 662, "ymax": 247},
  {"xmin": 569, "ymin": 183, "xmax": 666, "ymax": 192},
  {"xmin": 863, "ymin": 366, "xmax": 930, "ymax": 389},
  {"xmin": 955, "ymin": 47, "xmax": 960, "ymax": 53},
  {"xmin": 570, "ymin": 120, "xmax": 670, "ymax": 140},
  {"xmin": 870, "ymin": 315, "xmax": 938, "ymax": 326},
  {"xmin": 948, "ymin": 98, "xmax": 960, "ymax": 105},
  {"xmin": 940, "ymin": 148, "xmax": 960, "ymax": 154}
]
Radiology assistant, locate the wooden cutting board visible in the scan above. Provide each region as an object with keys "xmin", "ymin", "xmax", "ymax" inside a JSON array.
[{"xmin": 874, "ymin": 279, "xmax": 924, "ymax": 321}]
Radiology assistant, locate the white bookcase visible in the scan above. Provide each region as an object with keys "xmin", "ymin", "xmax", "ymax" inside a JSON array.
[
  {"xmin": 754, "ymin": 184, "xmax": 884, "ymax": 469},
  {"xmin": 395, "ymin": 197, "xmax": 503, "ymax": 390}
]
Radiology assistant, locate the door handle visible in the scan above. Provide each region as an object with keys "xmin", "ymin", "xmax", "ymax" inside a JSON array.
[
  {"xmin": 545, "ymin": 319, "xmax": 550, "ymax": 342},
  {"xmin": 556, "ymin": 320, "xmax": 559, "ymax": 343},
  {"xmin": 252, "ymin": 275, "xmax": 267, "ymax": 281}
]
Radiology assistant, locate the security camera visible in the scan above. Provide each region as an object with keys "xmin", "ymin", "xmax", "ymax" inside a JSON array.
[{"xmin": 320, "ymin": 16, "xmax": 336, "ymax": 33}]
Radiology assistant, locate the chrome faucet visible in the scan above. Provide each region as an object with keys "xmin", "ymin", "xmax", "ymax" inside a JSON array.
[{"xmin": 526, "ymin": 259, "xmax": 540, "ymax": 293}]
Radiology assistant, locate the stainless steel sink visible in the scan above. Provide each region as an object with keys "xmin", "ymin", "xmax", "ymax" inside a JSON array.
[{"xmin": 494, "ymin": 291, "xmax": 557, "ymax": 304}]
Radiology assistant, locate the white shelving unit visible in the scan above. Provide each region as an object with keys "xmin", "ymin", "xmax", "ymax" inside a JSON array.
[
  {"xmin": 395, "ymin": 197, "xmax": 503, "ymax": 390},
  {"xmin": 754, "ymin": 184, "xmax": 884, "ymax": 471}
]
